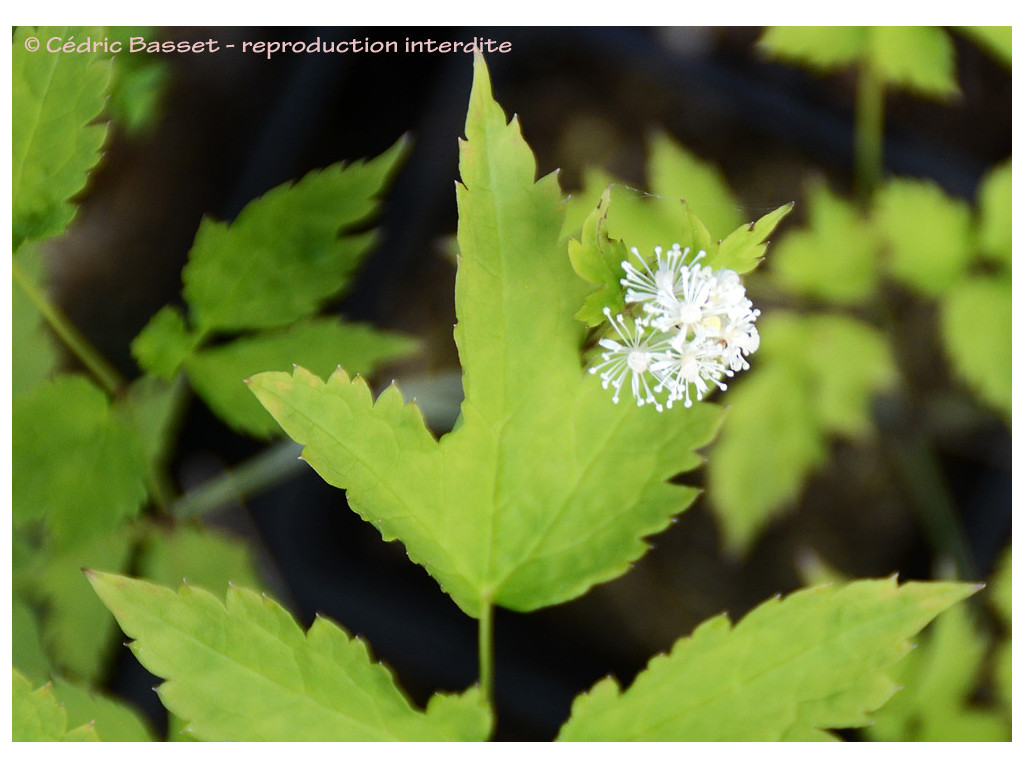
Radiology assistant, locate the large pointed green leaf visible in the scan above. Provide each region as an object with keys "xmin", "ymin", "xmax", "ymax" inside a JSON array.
[
  {"xmin": 249, "ymin": 56, "xmax": 724, "ymax": 617},
  {"xmin": 88, "ymin": 571, "xmax": 492, "ymax": 741},
  {"xmin": 182, "ymin": 138, "xmax": 408, "ymax": 334},
  {"xmin": 12, "ymin": 669, "xmax": 100, "ymax": 741},
  {"xmin": 557, "ymin": 578, "xmax": 978, "ymax": 741},
  {"xmin": 12, "ymin": 26, "xmax": 112, "ymax": 250}
]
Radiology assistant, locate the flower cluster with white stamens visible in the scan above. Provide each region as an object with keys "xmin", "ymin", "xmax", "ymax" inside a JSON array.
[{"xmin": 588, "ymin": 244, "xmax": 760, "ymax": 410}]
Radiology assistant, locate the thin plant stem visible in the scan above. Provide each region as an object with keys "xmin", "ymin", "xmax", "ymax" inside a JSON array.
[
  {"xmin": 13, "ymin": 260, "xmax": 125, "ymax": 396},
  {"xmin": 172, "ymin": 440, "xmax": 307, "ymax": 520},
  {"xmin": 854, "ymin": 57, "xmax": 885, "ymax": 203},
  {"xmin": 478, "ymin": 599, "xmax": 495, "ymax": 709}
]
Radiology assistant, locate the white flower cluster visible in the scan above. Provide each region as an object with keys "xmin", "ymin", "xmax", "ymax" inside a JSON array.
[{"xmin": 588, "ymin": 244, "xmax": 760, "ymax": 411}]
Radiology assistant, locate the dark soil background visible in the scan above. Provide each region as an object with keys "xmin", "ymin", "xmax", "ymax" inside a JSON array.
[{"xmin": 46, "ymin": 26, "xmax": 1011, "ymax": 740}]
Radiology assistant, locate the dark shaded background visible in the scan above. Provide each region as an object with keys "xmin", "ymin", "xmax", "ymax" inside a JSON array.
[{"xmin": 47, "ymin": 27, "xmax": 1011, "ymax": 740}]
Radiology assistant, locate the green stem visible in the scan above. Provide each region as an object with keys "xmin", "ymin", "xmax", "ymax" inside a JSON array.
[
  {"xmin": 478, "ymin": 599, "xmax": 494, "ymax": 708},
  {"xmin": 855, "ymin": 57, "xmax": 885, "ymax": 203},
  {"xmin": 171, "ymin": 441, "xmax": 306, "ymax": 520},
  {"xmin": 13, "ymin": 260, "xmax": 125, "ymax": 396}
]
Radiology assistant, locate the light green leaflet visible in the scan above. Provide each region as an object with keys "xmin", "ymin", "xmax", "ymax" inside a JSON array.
[
  {"xmin": 759, "ymin": 26, "xmax": 959, "ymax": 99},
  {"xmin": 874, "ymin": 177, "xmax": 974, "ymax": 297},
  {"xmin": 12, "ymin": 670, "xmax": 100, "ymax": 742},
  {"xmin": 12, "ymin": 26, "xmax": 112, "ymax": 250},
  {"xmin": 940, "ymin": 276, "xmax": 1011, "ymax": 421},
  {"xmin": 12, "ymin": 375, "xmax": 149, "ymax": 548},
  {"xmin": 770, "ymin": 181, "xmax": 880, "ymax": 304},
  {"xmin": 249, "ymin": 55, "xmax": 723, "ymax": 617},
  {"xmin": 557, "ymin": 578, "xmax": 978, "ymax": 741},
  {"xmin": 560, "ymin": 136, "xmax": 791, "ymax": 278},
  {"xmin": 131, "ymin": 142, "xmax": 416, "ymax": 437},
  {"xmin": 181, "ymin": 139, "xmax": 409, "ymax": 334},
  {"xmin": 88, "ymin": 572, "xmax": 491, "ymax": 741}
]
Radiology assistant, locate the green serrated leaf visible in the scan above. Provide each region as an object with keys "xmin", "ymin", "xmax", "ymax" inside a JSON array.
[
  {"xmin": 568, "ymin": 188, "xmax": 631, "ymax": 325},
  {"xmin": 975, "ymin": 159, "xmax": 1011, "ymax": 268},
  {"xmin": 647, "ymin": 131, "xmax": 744, "ymax": 240},
  {"xmin": 12, "ymin": 26, "xmax": 112, "ymax": 250},
  {"xmin": 88, "ymin": 571, "xmax": 492, "ymax": 741},
  {"xmin": 875, "ymin": 178, "xmax": 974, "ymax": 296},
  {"xmin": 131, "ymin": 305, "xmax": 197, "ymax": 380},
  {"xmin": 13, "ymin": 375, "xmax": 149, "ymax": 546},
  {"xmin": 770, "ymin": 183, "xmax": 879, "ymax": 304},
  {"xmin": 866, "ymin": 601, "xmax": 1010, "ymax": 741},
  {"xmin": 12, "ymin": 242, "xmax": 60, "ymax": 396},
  {"xmin": 249, "ymin": 56, "xmax": 725, "ymax": 616},
  {"xmin": 51, "ymin": 678, "xmax": 155, "ymax": 741},
  {"xmin": 705, "ymin": 202, "xmax": 793, "ymax": 274},
  {"xmin": 183, "ymin": 138, "xmax": 409, "ymax": 334},
  {"xmin": 557, "ymin": 578, "xmax": 979, "ymax": 741},
  {"xmin": 138, "ymin": 524, "xmax": 264, "ymax": 594},
  {"xmin": 760, "ymin": 27, "xmax": 958, "ymax": 99},
  {"xmin": 186, "ymin": 318, "xmax": 418, "ymax": 439},
  {"xmin": 13, "ymin": 669, "xmax": 100, "ymax": 742},
  {"xmin": 940, "ymin": 275, "xmax": 1011, "ymax": 419}
]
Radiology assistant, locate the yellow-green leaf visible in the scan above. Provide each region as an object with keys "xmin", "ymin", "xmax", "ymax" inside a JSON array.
[
  {"xmin": 557, "ymin": 578, "xmax": 979, "ymax": 741},
  {"xmin": 12, "ymin": 669, "xmax": 100, "ymax": 742},
  {"xmin": 12, "ymin": 26, "xmax": 112, "ymax": 249},
  {"xmin": 88, "ymin": 571, "xmax": 492, "ymax": 741}
]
